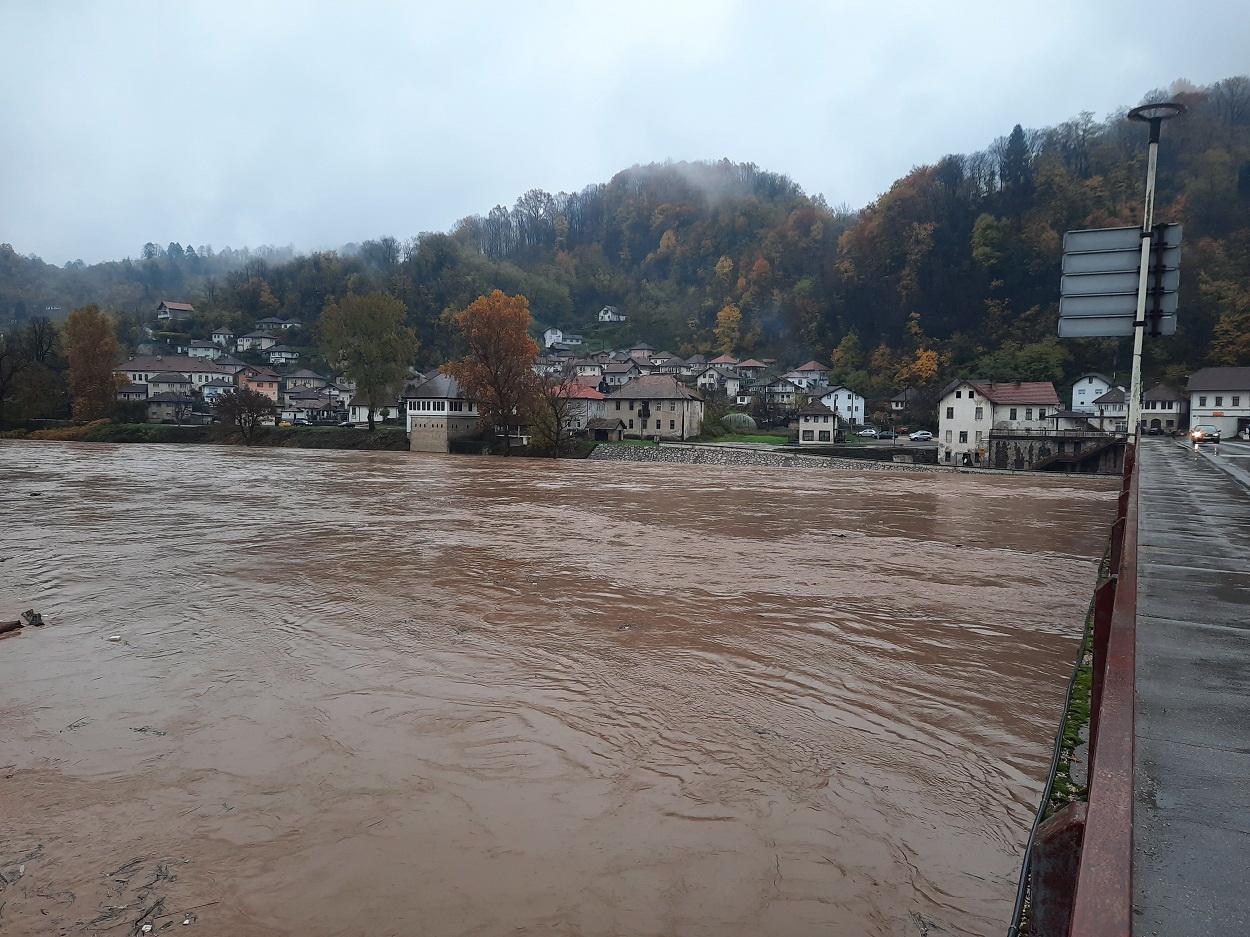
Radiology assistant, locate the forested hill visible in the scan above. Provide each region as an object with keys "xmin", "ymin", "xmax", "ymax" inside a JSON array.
[{"xmin": 2, "ymin": 75, "xmax": 1248, "ymax": 393}]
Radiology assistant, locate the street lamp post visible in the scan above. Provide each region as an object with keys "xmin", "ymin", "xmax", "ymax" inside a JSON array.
[{"xmin": 1125, "ymin": 101, "xmax": 1184, "ymax": 448}]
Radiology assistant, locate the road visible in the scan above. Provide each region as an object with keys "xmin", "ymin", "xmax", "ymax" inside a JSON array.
[{"xmin": 1133, "ymin": 438, "xmax": 1250, "ymax": 936}]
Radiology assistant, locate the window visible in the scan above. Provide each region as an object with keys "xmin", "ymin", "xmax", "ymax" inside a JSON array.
[
  {"xmin": 669, "ymin": 420, "xmax": 675, "ymax": 430},
  {"xmin": 1215, "ymin": 396, "xmax": 1224, "ymax": 407},
  {"xmin": 818, "ymin": 431, "xmax": 830, "ymax": 442},
  {"xmin": 975, "ymin": 406, "xmax": 984, "ymax": 420},
  {"xmin": 668, "ymin": 402, "xmax": 675, "ymax": 411},
  {"xmin": 628, "ymin": 419, "xmax": 634, "ymax": 428},
  {"xmin": 955, "ymin": 391, "xmax": 962, "ymax": 399},
  {"xmin": 1025, "ymin": 408, "xmax": 1032, "ymax": 420},
  {"xmin": 946, "ymin": 406, "xmax": 954, "ymax": 418},
  {"xmin": 615, "ymin": 401, "xmax": 621, "ymax": 411},
  {"xmin": 958, "ymin": 431, "xmax": 968, "ymax": 443},
  {"xmin": 1234, "ymin": 396, "xmax": 1241, "ymax": 407},
  {"xmin": 1199, "ymin": 396, "xmax": 1207, "ymax": 407},
  {"xmin": 1010, "ymin": 408, "xmax": 1018, "ymax": 420},
  {"xmin": 944, "ymin": 430, "xmax": 952, "ymax": 442},
  {"xmin": 1038, "ymin": 408, "xmax": 1046, "ymax": 419},
  {"xmin": 655, "ymin": 420, "xmax": 661, "ymax": 430},
  {"xmin": 968, "ymin": 392, "xmax": 975, "ymax": 400},
  {"xmin": 802, "ymin": 430, "xmax": 814, "ymax": 441},
  {"xmin": 975, "ymin": 430, "xmax": 983, "ymax": 442}
]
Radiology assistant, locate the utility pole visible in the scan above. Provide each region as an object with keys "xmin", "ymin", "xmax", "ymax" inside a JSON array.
[{"xmin": 1125, "ymin": 102, "xmax": 1185, "ymax": 447}]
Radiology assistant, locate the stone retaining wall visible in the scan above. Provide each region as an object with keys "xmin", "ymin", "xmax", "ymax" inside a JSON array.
[{"xmin": 588, "ymin": 443, "xmax": 946, "ymax": 473}]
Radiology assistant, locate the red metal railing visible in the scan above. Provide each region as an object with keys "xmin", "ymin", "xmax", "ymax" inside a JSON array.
[{"xmin": 1068, "ymin": 444, "xmax": 1138, "ymax": 937}]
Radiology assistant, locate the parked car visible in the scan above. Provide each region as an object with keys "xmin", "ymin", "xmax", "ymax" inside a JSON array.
[
  {"xmin": 1146, "ymin": 425, "xmax": 1163, "ymax": 435},
  {"xmin": 876, "ymin": 430, "xmax": 897, "ymax": 440},
  {"xmin": 1190, "ymin": 424, "xmax": 1221, "ymax": 444},
  {"xmin": 1239, "ymin": 427, "xmax": 1250, "ymax": 440},
  {"xmin": 908, "ymin": 430, "xmax": 933, "ymax": 441},
  {"xmin": 857, "ymin": 428, "xmax": 879, "ymax": 438}
]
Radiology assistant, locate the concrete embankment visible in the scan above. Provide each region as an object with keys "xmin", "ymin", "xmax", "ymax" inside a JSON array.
[{"xmin": 588, "ymin": 442, "xmax": 945, "ymax": 473}]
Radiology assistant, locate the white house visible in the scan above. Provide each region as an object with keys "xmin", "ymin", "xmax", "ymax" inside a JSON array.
[
  {"xmin": 797, "ymin": 402, "xmax": 838, "ymax": 445},
  {"xmin": 156, "ymin": 300, "xmax": 194, "ymax": 322},
  {"xmin": 1141, "ymin": 383, "xmax": 1188, "ymax": 433},
  {"xmin": 783, "ymin": 361, "xmax": 829, "ymax": 390},
  {"xmin": 237, "ymin": 331, "xmax": 277, "ymax": 352},
  {"xmin": 114, "ymin": 355, "xmax": 229, "ymax": 391},
  {"xmin": 936, "ymin": 380, "xmax": 1061, "ymax": 465},
  {"xmin": 200, "ymin": 379, "xmax": 235, "ymax": 403},
  {"xmin": 267, "ymin": 345, "xmax": 300, "ymax": 366},
  {"xmin": 763, "ymin": 377, "xmax": 801, "ymax": 408},
  {"xmin": 811, "ymin": 385, "xmax": 865, "ymax": 425},
  {"xmin": 695, "ymin": 365, "xmax": 742, "ymax": 397},
  {"xmin": 405, "ymin": 372, "xmax": 481, "ymax": 452},
  {"xmin": 187, "ymin": 340, "xmax": 222, "ymax": 360},
  {"xmin": 1070, "ymin": 373, "xmax": 1114, "ymax": 414},
  {"xmin": 1187, "ymin": 367, "xmax": 1250, "ymax": 438},
  {"xmin": 210, "ymin": 327, "xmax": 234, "ymax": 348},
  {"xmin": 574, "ymin": 359, "xmax": 604, "ymax": 378},
  {"xmin": 348, "ymin": 393, "xmax": 400, "ymax": 425},
  {"xmin": 890, "ymin": 388, "xmax": 918, "ymax": 412},
  {"xmin": 602, "ymin": 361, "xmax": 641, "ymax": 387},
  {"xmin": 598, "ymin": 306, "xmax": 627, "ymax": 323}
]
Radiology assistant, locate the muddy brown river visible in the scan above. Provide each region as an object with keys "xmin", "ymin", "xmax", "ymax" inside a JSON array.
[{"xmin": 0, "ymin": 441, "xmax": 1115, "ymax": 936}]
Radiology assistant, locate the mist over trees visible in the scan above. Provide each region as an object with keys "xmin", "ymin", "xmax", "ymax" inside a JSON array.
[{"xmin": 2, "ymin": 75, "xmax": 1248, "ymax": 396}]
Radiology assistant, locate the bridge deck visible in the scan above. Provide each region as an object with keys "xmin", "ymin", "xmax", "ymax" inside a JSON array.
[{"xmin": 1134, "ymin": 439, "xmax": 1250, "ymax": 935}]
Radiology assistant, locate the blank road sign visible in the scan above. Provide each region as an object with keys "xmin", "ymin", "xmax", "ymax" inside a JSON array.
[
  {"xmin": 1058, "ymin": 315, "xmax": 1177, "ymax": 338},
  {"xmin": 1060, "ymin": 291, "xmax": 1179, "ymax": 317},
  {"xmin": 1062, "ymin": 224, "xmax": 1182, "ymax": 253},
  {"xmin": 1061, "ymin": 245, "xmax": 1181, "ymax": 275},
  {"xmin": 1061, "ymin": 268, "xmax": 1180, "ymax": 295}
]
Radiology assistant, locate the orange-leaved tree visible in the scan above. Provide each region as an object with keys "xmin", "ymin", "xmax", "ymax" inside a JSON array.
[
  {"xmin": 65, "ymin": 305, "xmax": 121, "ymax": 421},
  {"xmin": 443, "ymin": 291, "xmax": 539, "ymax": 454}
]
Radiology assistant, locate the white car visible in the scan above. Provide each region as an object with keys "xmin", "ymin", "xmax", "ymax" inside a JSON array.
[
  {"xmin": 856, "ymin": 427, "xmax": 879, "ymax": 437},
  {"xmin": 909, "ymin": 430, "xmax": 933, "ymax": 441}
]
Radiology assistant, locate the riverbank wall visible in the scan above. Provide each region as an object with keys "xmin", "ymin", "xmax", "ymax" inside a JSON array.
[
  {"xmin": 0, "ymin": 421, "xmax": 409, "ymax": 451},
  {"xmin": 588, "ymin": 442, "xmax": 947, "ymax": 473}
]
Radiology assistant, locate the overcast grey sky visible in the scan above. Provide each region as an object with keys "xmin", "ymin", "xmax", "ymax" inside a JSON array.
[{"xmin": 3, "ymin": 0, "xmax": 1248, "ymax": 265}]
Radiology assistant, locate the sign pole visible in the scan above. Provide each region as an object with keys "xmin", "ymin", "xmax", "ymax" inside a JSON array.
[
  {"xmin": 1126, "ymin": 127, "xmax": 1158, "ymax": 447},
  {"xmin": 1125, "ymin": 102, "xmax": 1184, "ymax": 447}
]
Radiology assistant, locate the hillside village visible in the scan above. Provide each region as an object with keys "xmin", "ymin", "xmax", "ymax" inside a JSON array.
[{"xmin": 104, "ymin": 300, "xmax": 1250, "ymax": 473}]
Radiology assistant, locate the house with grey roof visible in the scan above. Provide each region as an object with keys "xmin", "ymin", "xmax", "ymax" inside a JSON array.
[
  {"xmin": 404, "ymin": 373, "xmax": 480, "ymax": 452},
  {"xmin": 605, "ymin": 375, "xmax": 703, "ymax": 440}
]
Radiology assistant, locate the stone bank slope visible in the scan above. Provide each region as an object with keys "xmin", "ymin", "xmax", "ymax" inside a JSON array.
[{"xmin": 589, "ymin": 442, "xmax": 942, "ymax": 473}]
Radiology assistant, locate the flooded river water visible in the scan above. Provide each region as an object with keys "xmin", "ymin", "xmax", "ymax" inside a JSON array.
[{"xmin": 0, "ymin": 441, "xmax": 1115, "ymax": 936}]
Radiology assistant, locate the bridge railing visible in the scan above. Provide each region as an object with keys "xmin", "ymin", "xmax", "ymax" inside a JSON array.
[{"xmin": 1068, "ymin": 443, "xmax": 1138, "ymax": 937}]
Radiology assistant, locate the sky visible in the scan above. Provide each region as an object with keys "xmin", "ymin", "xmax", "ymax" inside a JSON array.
[{"xmin": 2, "ymin": 0, "xmax": 1248, "ymax": 265}]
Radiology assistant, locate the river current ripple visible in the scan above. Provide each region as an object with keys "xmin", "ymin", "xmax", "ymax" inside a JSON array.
[{"xmin": 0, "ymin": 441, "xmax": 1115, "ymax": 936}]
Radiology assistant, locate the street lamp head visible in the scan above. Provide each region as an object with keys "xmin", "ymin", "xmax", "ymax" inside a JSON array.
[{"xmin": 1128, "ymin": 102, "xmax": 1185, "ymax": 123}]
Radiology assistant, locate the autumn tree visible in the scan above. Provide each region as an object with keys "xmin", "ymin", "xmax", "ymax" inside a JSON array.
[
  {"xmin": 320, "ymin": 291, "xmax": 419, "ymax": 430},
  {"xmin": 215, "ymin": 388, "xmax": 277, "ymax": 445},
  {"xmin": 443, "ymin": 290, "xmax": 539, "ymax": 454},
  {"xmin": 714, "ymin": 304, "xmax": 743, "ymax": 354},
  {"xmin": 65, "ymin": 305, "xmax": 121, "ymax": 421},
  {"xmin": 527, "ymin": 361, "xmax": 581, "ymax": 457}
]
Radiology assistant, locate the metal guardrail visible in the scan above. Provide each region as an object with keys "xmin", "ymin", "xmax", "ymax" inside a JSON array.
[
  {"xmin": 1069, "ymin": 444, "xmax": 1138, "ymax": 937},
  {"xmin": 988, "ymin": 429, "xmax": 1126, "ymax": 439},
  {"xmin": 1005, "ymin": 444, "xmax": 1136, "ymax": 937}
]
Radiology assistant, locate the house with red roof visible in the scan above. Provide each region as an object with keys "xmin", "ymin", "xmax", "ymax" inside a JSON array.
[{"xmin": 937, "ymin": 379, "xmax": 1060, "ymax": 466}]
